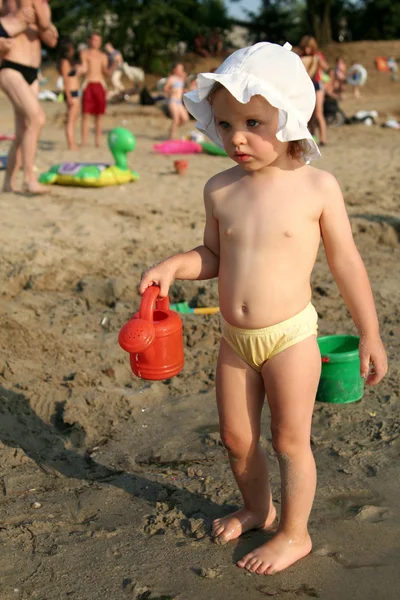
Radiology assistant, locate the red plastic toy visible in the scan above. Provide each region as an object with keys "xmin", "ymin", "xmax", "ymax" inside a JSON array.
[{"xmin": 118, "ymin": 285, "xmax": 184, "ymax": 380}]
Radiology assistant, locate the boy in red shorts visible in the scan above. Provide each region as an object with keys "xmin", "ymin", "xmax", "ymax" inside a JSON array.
[{"xmin": 80, "ymin": 32, "xmax": 115, "ymax": 147}]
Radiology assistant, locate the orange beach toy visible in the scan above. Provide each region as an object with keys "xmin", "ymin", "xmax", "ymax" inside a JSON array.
[{"xmin": 118, "ymin": 286, "xmax": 184, "ymax": 380}]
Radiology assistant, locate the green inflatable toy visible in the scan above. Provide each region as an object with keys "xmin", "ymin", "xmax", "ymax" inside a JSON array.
[
  {"xmin": 39, "ymin": 127, "xmax": 139, "ymax": 187},
  {"xmin": 200, "ymin": 141, "xmax": 228, "ymax": 156}
]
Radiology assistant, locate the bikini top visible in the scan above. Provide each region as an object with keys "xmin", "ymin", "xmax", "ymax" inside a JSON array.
[
  {"xmin": 68, "ymin": 67, "xmax": 77, "ymax": 77},
  {"xmin": 172, "ymin": 79, "xmax": 184, "ymax": 89}
]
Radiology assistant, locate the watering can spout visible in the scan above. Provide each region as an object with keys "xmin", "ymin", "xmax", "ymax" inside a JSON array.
[{"xmin": 118, "ymin": 320, "xmax": 155, "ymax": 354}]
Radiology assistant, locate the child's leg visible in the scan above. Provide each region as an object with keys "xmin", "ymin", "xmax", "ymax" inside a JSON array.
[
  {"xmin": 95, "ymin": 114, "xmax": 102, "ymax": 147},
  {"xmin": 65, "ymin": 98, "xmax": 79, "ymax": 150},
  {"xmin": 212, "ymin": 338, "xmax": 276, "ymax": 544},
  {"xmin": 237, "ymin": 336, "xmax": 321, "ymax": 575}
]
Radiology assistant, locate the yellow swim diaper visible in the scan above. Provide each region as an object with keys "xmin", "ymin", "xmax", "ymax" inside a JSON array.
[{"xmin": 221, "ymin": 303, "xmax": 318, "ymax": 371}]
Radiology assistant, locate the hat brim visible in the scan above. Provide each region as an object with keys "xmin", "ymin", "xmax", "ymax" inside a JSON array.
[{"xmin": 183, "ymin": 72, "xmax": 320, "ymax": 162}]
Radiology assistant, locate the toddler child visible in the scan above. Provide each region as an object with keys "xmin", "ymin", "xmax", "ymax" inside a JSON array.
[{"xmin": 139, "ymin": 42, "xmax": 387, "ymax": 575}]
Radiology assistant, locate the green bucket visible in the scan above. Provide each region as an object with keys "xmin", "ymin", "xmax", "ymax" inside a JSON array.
[{"xmin": 316, "ymin": 335, "xmax": 364, "ymax": 404}]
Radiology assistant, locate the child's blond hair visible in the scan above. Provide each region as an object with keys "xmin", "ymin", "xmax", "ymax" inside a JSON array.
[{"xmin": 208, "ymin": 82, "xmax": 311, "ymax": 162}]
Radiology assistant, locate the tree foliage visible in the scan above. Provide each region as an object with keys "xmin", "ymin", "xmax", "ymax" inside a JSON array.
[
  {"xmin": 241, "ymin": 0, "xmax": 400, "ymax": 46},
  {"xmin": 345, "ymin": 0, "xmax": 400, "ymax": 41},
  {"xmin": 49, "ymin": 0, "xmax": 400, "ymax": 73},
  {"xmin": 51, "ymin": 0, "xmax": 231, "ymax": 71},
  {"xmin": 244, "ymin": 1, "xmax": 308, "ymax": 45}
]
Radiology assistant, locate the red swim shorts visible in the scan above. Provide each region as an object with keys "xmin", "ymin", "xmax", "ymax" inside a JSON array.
[{"xmin": 82, "ymin": 82, "xmax": 106, "ymax": 115}]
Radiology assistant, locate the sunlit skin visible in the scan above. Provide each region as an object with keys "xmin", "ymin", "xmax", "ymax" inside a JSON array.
[
  {"xmin": 139, "ymin": 87, "xmax": 387, "ymax": 575},
  {"xmin": 300, "ymin": 39, "xmax": 329, "ymax": 145},
  {"xmin": 0, "ymin": 0, "xmax": 58, "ymax": 193},
  {"xmin": 60, "ymin": 42, "xmax": 86, "ymax": 150},
  {"xmin": 0, "ymin": 0, "xmax": 52, "ymax": 40},
  {"xmin": 163, "ymin": 62, "xmax": 190, "ymax": 139},
  {"xmin": 80, "ymin": 34, "xmax": 113, "ymax": 147}
]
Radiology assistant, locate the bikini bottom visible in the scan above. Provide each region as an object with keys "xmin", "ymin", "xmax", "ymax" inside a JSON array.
[
  {"xmin": 0, "ymin": 59, "xmax": 38, "ymax": 85},
  {"xmin": 65, "ymin": 90, "xmax": 80, "ymax": 101}
]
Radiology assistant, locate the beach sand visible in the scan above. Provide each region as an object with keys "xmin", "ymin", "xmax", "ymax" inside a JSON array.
[{"xmin": 0, "ymin": 76, "xmax": 399, "ymax": 600}]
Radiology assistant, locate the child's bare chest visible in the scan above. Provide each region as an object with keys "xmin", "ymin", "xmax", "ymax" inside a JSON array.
[{"xmin": 216, "ymin": 193, "xmax": 318, "ymax": 246}]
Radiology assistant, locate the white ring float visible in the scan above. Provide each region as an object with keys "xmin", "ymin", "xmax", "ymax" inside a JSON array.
[{"xmin": 347, "ymin": 64, "xmax": 368, "ymax": 86}]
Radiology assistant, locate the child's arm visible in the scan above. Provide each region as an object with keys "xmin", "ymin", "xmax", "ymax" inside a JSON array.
[
  {"xmin": 139, "ymin": 182, "xmax": 220, "ymax": 298},
  {"xmin": 320, "ymin": 174, "xmax": 388, "ymax": 385}
]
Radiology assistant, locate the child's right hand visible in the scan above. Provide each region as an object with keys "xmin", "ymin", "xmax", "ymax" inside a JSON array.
[{"xmin": 139, "ymin": 261, "xmax": 177, "ymax": 298}]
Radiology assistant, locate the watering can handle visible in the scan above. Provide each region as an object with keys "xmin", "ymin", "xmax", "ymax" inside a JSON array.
[{"xmin": 139, "ymin": 285, "xmax": 170, "ymax": 321}]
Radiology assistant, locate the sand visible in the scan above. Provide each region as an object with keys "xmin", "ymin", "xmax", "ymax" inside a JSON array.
[{"xmin": 0, "ymin": 73, "xmax": 399, "ymax": 600}]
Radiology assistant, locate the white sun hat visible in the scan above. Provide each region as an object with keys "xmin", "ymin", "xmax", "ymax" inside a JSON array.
[{"xmin": 183, "ymin": 42, "xmax": 320, "ymax": 161}]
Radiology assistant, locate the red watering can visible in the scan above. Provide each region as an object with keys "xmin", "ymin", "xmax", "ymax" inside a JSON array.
[{"xmin": 118, "ymin": 285, "xmax": 184, "ymax": 380}]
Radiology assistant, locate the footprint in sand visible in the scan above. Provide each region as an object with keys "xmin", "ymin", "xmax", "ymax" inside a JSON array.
[
  {"xmin": 313, "ymin": 546, "xmax": 386, "ymax": 570},
  {"xmin": 355, "ymin": 504, "xmax": 391, "ymax": 523}
]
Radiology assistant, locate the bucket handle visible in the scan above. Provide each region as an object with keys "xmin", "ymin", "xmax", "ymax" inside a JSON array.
[
  {"xmin": 139, "ymin": 285, "xmax": 170, "ymax": 322},
  {"xmin": 321, "ymin": 356, "xmax": 330, "ymax": 363}
]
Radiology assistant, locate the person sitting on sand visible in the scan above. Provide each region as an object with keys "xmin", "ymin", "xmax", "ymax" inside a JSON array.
[
  {"xmin": 58, "ymin": 38, "xmax": 86, "ymax": 150},
  {"xmin": 80, "ymin": 32, "xmax": 116, "ymax": 148},
  {"xmin": 0, "ymin": 0, "xmax": 58, "ymax": 194},
  {"xmin": 163, "ymin": 62, "xmax": 189, "ymax": 139},
  {"xmin": 139, "ymin": 42, "xmax": 387, "ymax": 576}
]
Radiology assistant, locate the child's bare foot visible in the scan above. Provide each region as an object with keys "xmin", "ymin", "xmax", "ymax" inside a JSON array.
[
  {"xmin": 68, "ymin": 144, "xmax": 79, "ymax": 151},
  {"xmin": 2, "ymin": 183, "xmax": 15, "ymax": 193},
  {"xmin": 237, "ymin": 531, "xmax": 312, "ymax": 575},
  {"xmin": 22, "ymin": 181, "xmax": 49, "ymax": 195},
  {"xmin": 212, "ymin": 505, "xmax": 277, "ymax": 544}
]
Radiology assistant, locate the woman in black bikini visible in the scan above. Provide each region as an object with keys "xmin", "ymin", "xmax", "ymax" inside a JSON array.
[
  {"xmin": 59, "ymin": 39, "xmax": 85, "ymax": 150},
  {"xmin": 0, "ymin": 0, "xmax": 58, "ymax": 194}
]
